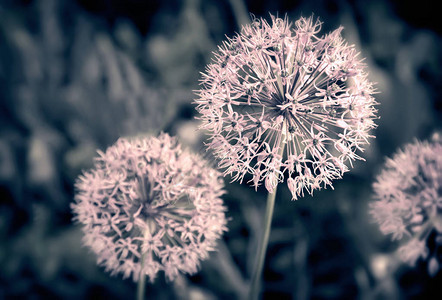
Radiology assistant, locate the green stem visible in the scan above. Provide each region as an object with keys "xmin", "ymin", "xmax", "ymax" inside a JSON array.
[
  {"xmin": 249, "ymin": 139, "xmax": 285, "ymax": 300},
  {"xmin": 228, "ymin": 0, "xmax": 249, "ymax": 29},
  {"xmin": 137, "ymin": 224, "xmax": 152, "ymax": 300},
  {"xmin": 248, "ymin": 184, "xmax": 279, "ymax": 300},
  {"xmin": 137, "ymin": 263, "xmax": 146, "ymax": 300}
]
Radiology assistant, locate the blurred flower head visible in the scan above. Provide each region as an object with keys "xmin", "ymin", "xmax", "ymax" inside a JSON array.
[
  {"xmin": 370, "ymin": 136, "xmax": 442, "ymax": 275},
  {"xmin": 195, "ymin": 14, "xmax": 377, "ymax": 199},
  {"xmin": 71, "ymin": 133, "xmax": 228, "ymax": 282}
]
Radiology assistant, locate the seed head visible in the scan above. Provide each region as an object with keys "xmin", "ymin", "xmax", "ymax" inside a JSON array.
[
  {"xmin": 370, "ymin": 137, "xmax": 442, "ymax": 273},
  {"xmin": 195, "ymin": 14, "xmax": 378, "ymax": 199},
  {"xmin": 71, "ymin": 133, "xmax": 228, "ymax": 282}
]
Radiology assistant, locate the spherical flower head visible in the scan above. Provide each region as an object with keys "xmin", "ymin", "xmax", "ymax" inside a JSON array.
[
  {"xmin": 370, "ymin": 138, "xmax": 442, "ymax": 274},
  {"xmin": 71, "ymin": 133, "xmax": 228, "ymax": 282},
  {"xmin": 195, "ymin": 15, "xmax": 378, "ymax": 200}
]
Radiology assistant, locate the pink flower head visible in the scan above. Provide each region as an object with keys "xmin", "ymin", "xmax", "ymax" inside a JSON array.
[
  {"xmin": 370, "ymin": 137, "xmax": 442, "ymax": 272},
  {"xmin": 195, "ymin": 14, "xmax": 377, "ymax": 200},
  {"xmin": 71, "ymin": 133, "xmax": 228, "ymax": 282}
]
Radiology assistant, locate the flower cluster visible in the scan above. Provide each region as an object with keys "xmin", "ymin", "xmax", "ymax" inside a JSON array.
[
  {"xmin": 71, "ymin": 133, "xmax": 228, "ymax": 282},
  {"xmin": 195, "ymin": 15, "xmax": 377, "ymax": 199},
  {"xmin": 370, "ymin": 138, "xmax": 442, "ymax": 275}
]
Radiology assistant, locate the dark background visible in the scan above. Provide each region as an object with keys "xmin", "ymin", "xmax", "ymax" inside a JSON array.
[{"xmin": 0, "ymin": 0, "xmax": 441, "ymax": 299}]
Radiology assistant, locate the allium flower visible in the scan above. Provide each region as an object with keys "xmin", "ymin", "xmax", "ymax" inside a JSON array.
[
  {"xmin": 195, "ymin": 15, "xmax": 377, "ymax": 199},
  {"xmin": 397, "ymin": 239, "xmax": 428, "ymax": 266},
  {"xmin": 71, "ymin": 133, "xmax": 227, "ymax": 282},
  {"xmin": 370, "ymin": 138, "xmax": 442, "ymax": 273}
]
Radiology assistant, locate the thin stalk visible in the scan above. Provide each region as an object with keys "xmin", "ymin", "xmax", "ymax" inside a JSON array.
[
  {"xmin": 137, "ymin": 262, "xmax": 146, "ymax": 300},
  {"xmin": 137, "ymin": 224, "xmax": 152, "ymax": 300},
  {"xmin": 228, "ymin": 0, "xmax": 249, "ymax": 29},
  {"xmin": 248, "ymin": 183, "xmax": 278, "ymax": 300},
  {"xmin": 248, "ymin": 140, "xmax": 285, "ymax": 300}
]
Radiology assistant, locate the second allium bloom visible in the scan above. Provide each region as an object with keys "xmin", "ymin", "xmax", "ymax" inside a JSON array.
[
  {"xmin": 370, "ymin": 138, "xmax": 442, "ymax": 275},
  {"xmin": 71, "ymin": 133, "xmax": 227, "ymax": 282},
  {"xmin": 196, "ymin": 15, "xmax": 377, "ymax": 199}
]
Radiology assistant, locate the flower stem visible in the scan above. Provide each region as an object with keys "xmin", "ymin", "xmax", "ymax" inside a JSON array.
[
  {"xmin": 248, "ymin": 184, "xmax": 278, "ymax": 300},
  {"xmin": 249, "ymin": 139, "xmax": 285, "ymax": 300},
  {"xmin": 137, "ymin": 267, "xmax": 146, "ymax": 300},
  {"xmin": 137, "ymin": 225, "xmax": 151, "ymax": 300},
  {"xmin": 228, "ymin": 0, "xmax": 249, "ymax": 29}
]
